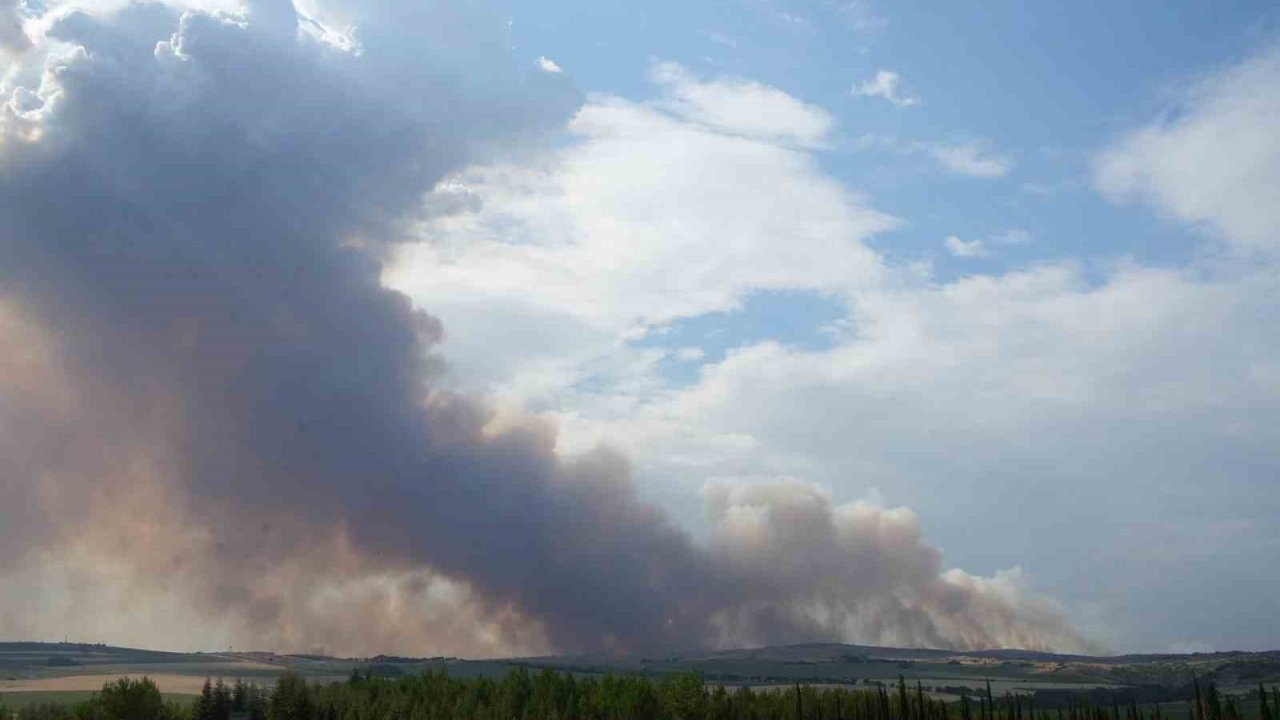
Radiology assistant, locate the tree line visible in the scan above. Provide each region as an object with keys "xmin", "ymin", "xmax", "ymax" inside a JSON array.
[{"xmin": 1, "ymin": 669, "xmax": 1276, "ymax": 720}]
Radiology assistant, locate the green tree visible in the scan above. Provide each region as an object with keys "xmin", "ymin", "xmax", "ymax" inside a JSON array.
[
  {"xmin": 660, "ymin": 672, "xmax": 707, "ymax": 720},
  {"xmin": 194, "ymin": 679, "xmax": 213, "ymax": 720},
  {"xmin": 211, "ymin": 681, "xmax": 230, "ymax": 720},
  {"xmin": 269, "ymin": 674, "xmax": 312, "ymax": 720},
  {"xmin": 97, "ymin": 677, "xmax": 166, "ymax": 720},
  {"xmin": 232, "ymin": 681, "xmax": 248, "ymax": 714}
]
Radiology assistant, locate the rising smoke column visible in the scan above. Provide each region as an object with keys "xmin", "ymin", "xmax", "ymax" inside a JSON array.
[{"xmin": 0, "ymin": 0, "xmax": 1093, "ymax": 655}]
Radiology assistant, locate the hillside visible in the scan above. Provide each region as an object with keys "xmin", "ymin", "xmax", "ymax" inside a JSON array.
[{"xmin": 3, "ymin": 641, "xmax": 1279, "ymax": 701}]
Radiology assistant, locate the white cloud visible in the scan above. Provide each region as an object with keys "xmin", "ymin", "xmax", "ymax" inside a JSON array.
[
  {"xmin": 537, "ymin": 55, "xmax": 562, "ymax": 73},
  {"xmin": 943, "ymin": 229, "xmax": 1030, "ymax": 258},
  {"xmin": 649, "ymin": 61, "xmax": 835, "ymax": 148},
  {"xmin": 920, "ymin": 141, "xmax": 1013, "ymax": 178},
  {"xmin": 834, "ymin": 1, "xmax": 887, "ymax": 33},
  {"xmin": 1095, "ymin": 45, "xmax": 1280, "ymax": 254},
  {"xmin": 675, "ymin": 347, "xmax": 707, "ymax": 362},
  {"xmin": 852, "ymin": 70, "xmax": 919, "ymax": 107},
  {"xmin": 855, "ymin": 134, "xmax": 1014, "ymax": 179},
  {"xmin": 0, "ymin": 0, "xmax": 29, "ymax": 52},
  {"xmin": 387, "ymin": 75, "xmax": 893, "ymax": 402},
  {"xmin": 944, "ymin": 235, "xmax": 988, "ymax": 258}
]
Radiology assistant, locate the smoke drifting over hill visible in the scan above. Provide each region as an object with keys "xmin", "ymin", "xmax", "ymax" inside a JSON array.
[{"xmin": 0, "ymin": 0, "xmax": 1092, "ymax": 656}]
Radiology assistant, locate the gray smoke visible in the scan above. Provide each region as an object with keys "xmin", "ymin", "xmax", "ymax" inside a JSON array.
[{"xmin": 0, "ymin": 0, "xmax": 1094, "ymax": 656}]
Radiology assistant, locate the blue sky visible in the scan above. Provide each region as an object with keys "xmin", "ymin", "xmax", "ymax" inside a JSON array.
[{"xmin": 2, "ymin": 0, "xmax": 1279, "ymax": 656}]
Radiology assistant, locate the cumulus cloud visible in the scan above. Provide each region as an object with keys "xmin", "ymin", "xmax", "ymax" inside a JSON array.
[
  {"xmin": 0, "ymin": 0, "xmax": 1092, "ymax": 657},
  {"xmin": 537, "ymin": 55, "xmax": 561, "ymax": 73},
  {"xmin": 387, "ymin": 71, "xmax": 894, "ymax": 401},
  {"xmin": 650, "ymin": 61, "xmax": 834, "ymax": 148},
  {"xmin": 1095, "ymin": 44, "xmax": 1280, "ymax": 254},
  {"xmin": 852, "ymin": 70, "xmax": 919, "ymax": 107}
]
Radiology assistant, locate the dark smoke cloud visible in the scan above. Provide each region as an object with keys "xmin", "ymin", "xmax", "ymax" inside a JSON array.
[{"xmin": 0, "ymin": 0, "xmax": 1093, "ymax": 655}]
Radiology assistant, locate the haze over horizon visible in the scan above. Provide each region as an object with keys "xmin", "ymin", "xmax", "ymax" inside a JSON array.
[{"xmin": 0, "ymin": 0, "xmax": 1277, "ymax": 658}]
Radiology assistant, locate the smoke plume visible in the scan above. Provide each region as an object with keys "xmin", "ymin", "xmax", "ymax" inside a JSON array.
[{"xmin": 0, "ymin": 0, "xmax": 1093, "ymax": 656}]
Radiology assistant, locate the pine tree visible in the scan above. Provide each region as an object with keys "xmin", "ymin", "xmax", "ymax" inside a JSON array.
[
  {"xmin": 233, "ymin": 679, "xmax": 248, "ymax": 713},
  {"xmin": 195, "ymin": 678, "xmax": 215, "ymax": 720},
  {"xmin": 213, "ymin": 679, "xmax": 232, "ymax": 720}
]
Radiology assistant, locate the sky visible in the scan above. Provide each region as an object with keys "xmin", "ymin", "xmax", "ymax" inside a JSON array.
[{"xmin": 0, "ymin": 0, "xmax": 1278, "ymax": 656}]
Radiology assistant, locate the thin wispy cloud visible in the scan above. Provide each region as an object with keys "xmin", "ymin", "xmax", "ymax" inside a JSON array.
[
  {"xmin": 855, "ymin": 134, "xmax": 1014, "ymax": 178},
  {"xmin": 705, "ymin": 31, "xmax": 737, "ymax": 48},
  {"xmin": 852, "ymin": 70, "xmax": 919, "ymax": 107},
  {"xmin": 944, "ymin": 235, "xmax": 989, "ymax": 258},
  {"xmin": 920, "ymin": 141, "xmax": 1013, "ymax": 177},
  {"xmin": 944, "ymin": 229, "xmax": 1031, "ymax": 258},
  {"xmin": 651, "ymin": 61, "xmax": 834, "ymax": 148}
]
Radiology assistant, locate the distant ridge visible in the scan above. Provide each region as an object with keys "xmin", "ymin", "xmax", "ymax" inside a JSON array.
[{"xmin": 3, "ymin": 640, "xmax": 1279, "ymax": 692}]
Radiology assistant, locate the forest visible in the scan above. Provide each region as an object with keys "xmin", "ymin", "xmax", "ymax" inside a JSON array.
[{"xmin": 2, "ymin": 669, "xmax": 1277, "ymax": 720}]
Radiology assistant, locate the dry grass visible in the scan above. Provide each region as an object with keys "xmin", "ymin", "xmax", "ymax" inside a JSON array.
[{"xmin": 2, "ymin": 673, "xmax": 221, "ymax": 695}]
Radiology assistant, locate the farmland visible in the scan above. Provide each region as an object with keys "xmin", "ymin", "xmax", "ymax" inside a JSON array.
[{"xmin": 2, "ymin": 641, "xmax": 1278, "ymax": 704}]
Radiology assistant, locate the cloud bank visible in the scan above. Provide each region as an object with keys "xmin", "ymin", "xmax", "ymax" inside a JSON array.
[
  {"xmin": 0, "ymin": 2, "xmax": 1091, "ymax": 656},
  {"xmin": 387, "ymin": 42, "xmax": 1280, "ymax": 653}
]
